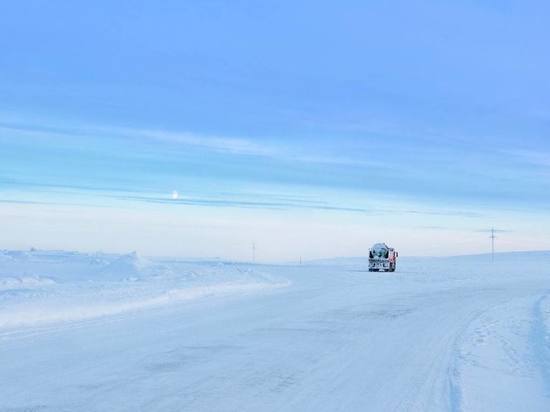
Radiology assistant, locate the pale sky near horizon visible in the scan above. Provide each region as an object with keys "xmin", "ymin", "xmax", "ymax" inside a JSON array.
[{"xmin": 1, "ymin": 1, "xmax": 549, "ymax": 261}]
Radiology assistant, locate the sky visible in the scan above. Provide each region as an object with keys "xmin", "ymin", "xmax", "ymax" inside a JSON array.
[{"xmin": 1, "ymin": 0, "xmax": 549, "ymax": 261}]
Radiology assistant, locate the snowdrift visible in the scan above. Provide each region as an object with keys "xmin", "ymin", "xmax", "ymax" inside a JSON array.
[{"xmin": 0, "ymin": 249, "xmax": 289, "ymax": 331}]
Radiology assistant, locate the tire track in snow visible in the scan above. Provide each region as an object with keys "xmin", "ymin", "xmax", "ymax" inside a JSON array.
[
  {"xmin": 445, "ymin": 291, "xmax": 538, "ymax": 412},
  {"xmin": 449, "ymin": 290, "xmax": 550, "ymax": 412},
  {"xmin": 446, "ymin": 306, "xmax": 494, "ymax": 412},
  {"xmin": 530, "ymin": 292, "xmax": 550, "ymax": 396}
]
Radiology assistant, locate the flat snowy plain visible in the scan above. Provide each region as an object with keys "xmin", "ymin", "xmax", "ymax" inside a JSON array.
[{"xmin": 1, "ymin": 250, "xmax": 549, "ymax": 411}]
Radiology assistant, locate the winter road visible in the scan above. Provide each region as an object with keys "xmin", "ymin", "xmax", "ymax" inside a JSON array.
[{"xmin": 1, "ymin": 253, "xmax": 550, "ymax": 411}]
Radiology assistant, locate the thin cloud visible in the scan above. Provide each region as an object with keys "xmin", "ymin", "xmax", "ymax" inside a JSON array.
[
  {"xmin": 401, "ymin": 209, "xmax": 483, "ymax": 218},
  {"xmin": 119, "ymin": 194, "xmax": 371, "ymax": 213},
  {"xmin": 111, "ymin": 126, "xmax": 382, "ymax": 167},
  {"xmin": 475, "ymin": 228, "xmax": 513, "ymax": 233},
  {"xmin": 111, "ymin": 193, "xmax": 482, "ymax": 218},
  {"xmin": 0, "ymin": 118, "xmax": 276, "ymax": 157},
  {"xmin": 502, "ymin": 149, "xmax": 550, "ymax": 168},
  {"xmin": 0, "ymin": 117, "xmax": 383, "ymax": 167},
  {"xmin": 124, "ymin": 128, "xmax": 277, "ymax": 157}
]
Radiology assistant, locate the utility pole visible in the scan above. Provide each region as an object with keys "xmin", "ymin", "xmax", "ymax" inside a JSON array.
[
  {"xmin": 490, "ymin": 228, "xmax": 496, "ymax": 263},
  {"xmin": 252, "ymin": 242, "xmax": 256, "ymax": 263}
]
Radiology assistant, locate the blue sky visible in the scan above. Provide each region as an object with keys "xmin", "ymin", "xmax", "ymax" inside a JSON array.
[{"xmin": 1, "ymin": 1, "xmax": 549, "ymax": 260}]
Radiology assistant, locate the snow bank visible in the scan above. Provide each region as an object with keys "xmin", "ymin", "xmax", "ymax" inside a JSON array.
[
  {"xmin": 0, "ymin": 249, "xmax": 289, "ymax": 331},
  {"xmin": 0, "ymin": 281, "xmax": 287, "ymax": 330}
]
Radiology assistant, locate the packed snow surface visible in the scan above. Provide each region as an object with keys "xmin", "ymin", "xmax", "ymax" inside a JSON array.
[{"xmin": 1, "ymin": 250, "xmax": 550, "ymax": 411}]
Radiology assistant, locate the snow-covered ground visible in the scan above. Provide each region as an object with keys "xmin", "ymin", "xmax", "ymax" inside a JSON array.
[{"xmin": 1, "ymin": 250, "xmax": 549, "ymax": 411}]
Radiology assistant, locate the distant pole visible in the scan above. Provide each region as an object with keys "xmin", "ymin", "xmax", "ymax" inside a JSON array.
[
  {"xmin": 490, "ymin": 228, "xmax": 496, "ymax": 263},
  {"xmin": 252, "ymin": 242, "xmax": 256, "ymax": 263}
]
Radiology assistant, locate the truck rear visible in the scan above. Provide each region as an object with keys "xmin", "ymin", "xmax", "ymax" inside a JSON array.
[{"xmin": 368, "ymin": 243, "xmax": 398, "ymax": 272}]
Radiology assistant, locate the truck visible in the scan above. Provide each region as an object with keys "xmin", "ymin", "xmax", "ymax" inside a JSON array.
[{"xmin": 368, "ymin": 243, "xmax": 398, "ymax": 272}]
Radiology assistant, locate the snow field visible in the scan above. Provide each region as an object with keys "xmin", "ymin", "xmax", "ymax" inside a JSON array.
[{"xmin": 1, "ymin": 250, "xmax": 549, "ymax": 411}]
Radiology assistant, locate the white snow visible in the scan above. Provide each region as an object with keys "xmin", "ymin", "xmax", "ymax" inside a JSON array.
[
  {"xmin": 0, "ymin": 275, "xmax": 56, "ymax": 291},
  {"xmin": 0, "ymin": 250, "xmax": 287, "ymax": 331},
  {"xmin": 0, "ymin": 250, "xmax": 549, "ymax": 411}
]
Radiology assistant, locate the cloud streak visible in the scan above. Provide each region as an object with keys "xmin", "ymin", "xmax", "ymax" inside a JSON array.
[
  {"xmin": 120, "ymin": 128, "xmax": 277, "ymax": 157},
  {"xmin": 0, "ymin": 119, "xmax": 388, "ymax": 169}
]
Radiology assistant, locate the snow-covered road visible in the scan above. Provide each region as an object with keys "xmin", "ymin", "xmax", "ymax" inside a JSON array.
[{"xmin": 1, "ymin": 251, "xmax": 550, "ymax": 411}]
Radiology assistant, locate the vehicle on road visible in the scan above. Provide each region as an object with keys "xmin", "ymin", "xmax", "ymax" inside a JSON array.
[{"xmin": 369, "ymin": 243, "xmax": 398, "ymax": 272}]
